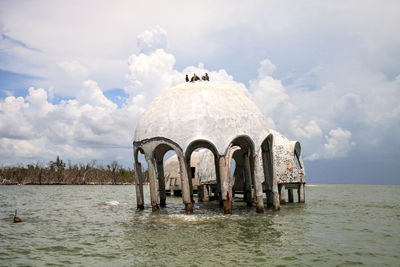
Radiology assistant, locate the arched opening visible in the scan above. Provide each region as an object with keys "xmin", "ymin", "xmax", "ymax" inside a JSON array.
[
  {"xmin": 152, "ymin": 144, "xmax": 177, "ymax": 208},
  {"xmin": 134, "ymin": 138, "xmax": 193, "ymax": 213},
  {"xmin": 163, "ymin": 150, "xmax": 180, "ymax": 197},
  {"xmin": 152, "ymin": 141, "xmax": 195, "ymax": 210},
  {"xmin": 185, "ymin": 140, "xmax": 219, "ymax": 205},
  {"xmin": 294, "ymin": 142, "xmax": 302, "ymax": 169},
  {"xmin": 225, "ymin": 135, "xmax": 256, "ymax": 213}
]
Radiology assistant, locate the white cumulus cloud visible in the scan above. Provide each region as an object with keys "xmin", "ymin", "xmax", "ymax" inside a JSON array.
[
  {"xmin": 137, "ymin": 26, "xmax": 168, "ymax": 54},
  {"xmin": 58, "ymin": 60, "xmax": 89, "ymax": 77},
  {"xmin": 323, "ymin": 128, "xmax": 355, "ymax": 159}
]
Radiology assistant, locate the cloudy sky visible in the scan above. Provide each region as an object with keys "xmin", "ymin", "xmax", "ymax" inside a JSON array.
[{"xmin": 0, "ymin": 1, "xmax": 399, "ymax": 184}]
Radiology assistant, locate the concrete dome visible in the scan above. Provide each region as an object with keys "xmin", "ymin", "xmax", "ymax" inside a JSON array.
[{"xmin": 134, "ymin": 82, "xmax": 270, "ymax": 155}]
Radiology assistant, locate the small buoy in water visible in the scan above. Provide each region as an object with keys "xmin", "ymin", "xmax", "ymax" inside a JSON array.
[{"xmin": 13, "ymin": 209, "xmax": 23, "ymax": 223}]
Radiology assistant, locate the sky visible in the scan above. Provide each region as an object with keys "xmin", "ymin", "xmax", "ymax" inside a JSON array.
[{"xmin": 0, "ymin": 1, "xmax": 399, "ymax": 185}]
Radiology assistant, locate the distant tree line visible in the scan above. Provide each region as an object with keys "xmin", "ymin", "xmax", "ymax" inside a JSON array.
[{"xmin": 0, "ymin": 156, "xmax": 149, "ymax": 185}]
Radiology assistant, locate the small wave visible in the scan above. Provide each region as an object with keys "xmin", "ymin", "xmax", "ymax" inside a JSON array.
[
  {"xmin": 105, "ymin": 200, "xmax": 120, "ymax": 206},
  {"xmin": 75, "ymin": 201, "xmax": 126, "ymax": 209},
  {"xmin": 168, "ymin": 214, "xmax": 200, "ymax": 222}
]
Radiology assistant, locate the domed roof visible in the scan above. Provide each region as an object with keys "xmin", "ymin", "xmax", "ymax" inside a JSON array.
[{"xmin": 134, "ymin": 82, "xmax": 271, "ymax": 155}]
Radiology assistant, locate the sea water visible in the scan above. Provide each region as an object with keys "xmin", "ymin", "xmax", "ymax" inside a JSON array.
[{"xmin": 1, "ymin": 184, "xmax": 399, "ymax": 266}]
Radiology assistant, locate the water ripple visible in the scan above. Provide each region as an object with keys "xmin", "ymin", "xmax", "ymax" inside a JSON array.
[{"xmin": 0, "ymin": 184, "xmax": 399, "ymax": 266}]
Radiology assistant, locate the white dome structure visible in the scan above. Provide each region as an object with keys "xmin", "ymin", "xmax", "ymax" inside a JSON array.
[
  {"xmin": 133, "ymin": 81, "xmax": 305, "ymax": 214},
  {"xmin": 134, "ymin": 82, "xmax": 270, "ymax": 156}
]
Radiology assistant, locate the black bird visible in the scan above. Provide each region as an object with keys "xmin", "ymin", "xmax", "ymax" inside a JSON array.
[
  {"xmin": 202, "ymin": 73, "xmax": 209, "ymax": 81},
  {"xmin": 13, "ymin": 209, "xmax": 23, "ymax": 223},
  {"xmin": 185, "ymin": 74, "xmax": 189, "ymax": 82}
]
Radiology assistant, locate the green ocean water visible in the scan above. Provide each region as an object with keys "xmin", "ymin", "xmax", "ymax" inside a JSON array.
[{"xmin": 1, "ymin": 184, "xmax": 399, "ymax": 266}]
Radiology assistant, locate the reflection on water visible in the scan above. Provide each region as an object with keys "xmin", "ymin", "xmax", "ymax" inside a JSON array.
[{"xmin": 0, "ymin": 184, "xmax": 399, "ymax": 266}]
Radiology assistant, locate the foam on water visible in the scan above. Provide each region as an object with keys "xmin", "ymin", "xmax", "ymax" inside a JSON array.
[{"xmin": 104, "ymin": 200, "xmax": 120, "ymax": 206}]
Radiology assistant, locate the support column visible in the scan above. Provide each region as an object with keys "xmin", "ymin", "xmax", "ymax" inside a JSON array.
[
  {"xmin": 267, "ymin": 190, "xmax": 274, "ymax": 207},
  {"xmin": 186, "ymin": 158, "xmax": 195, "ymax": 204},
  {"xmin": 279, "ymin": 184, "xmax": 286, "ymax": 204},
  {"xmin": 179, "ymin": 156, "xmax": 193, "ymax": 214},
  {"xmin": 243, "ymin": 153, "xmax": 253, "ymax": 207},
  {"xmin": 288, "ymin": 189, "xmax": 294, "ymax": 203},
  {"xmin": 135, "ymin": 162, "xmax": 144, "ymax": 210},
  {"xmin": 147, "ymin": 157, "xmax": 159, "ymax": 212},
  {"xmin": 272, "ymin": 181, "xmax": 280, "ymax": 211},
  {"xmin": 156, "ymin": 159, "xmax": 166, "ymax": 207},
  {"xmin": 215, "ymin": 157, "xmax": 222, "ymax": 207},
  {"xmin": 198, "ymin": 184, "xmax": 210, "ymax": 202},
  {"xmin": 253, "ymin": 155, "xmax": 264, "ymax": 213},
  {"xmin": 219, "ymin": 156, "xmax": 232, "ymax": 214},
  {"xmin": 298, "ymin": 183, "xmax": 305, "ymax": 203}
]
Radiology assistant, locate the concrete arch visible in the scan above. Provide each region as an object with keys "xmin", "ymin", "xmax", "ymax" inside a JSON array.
[
  {"xmin": 133, "ymin": 138, "xmax": 193, "ymax": 213},
  {"xmin": 225, "ymin": 134, "xmax": 255, "ymax": 157},
  {"xmin": 185, "ymin": 139, "xmax": 219, "ymax": 161},
  {"xmin": 217, "ymin": 135, "xmax": 262, "ymax": 213},
  {"xmin": 184, "ymin": 139, "xmax": 219, "ymax": 206}
]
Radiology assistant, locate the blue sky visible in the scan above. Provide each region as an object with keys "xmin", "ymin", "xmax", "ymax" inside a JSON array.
[{"xmin": 0, "ymin": 1, "xmax": 399, "ymax": 184}]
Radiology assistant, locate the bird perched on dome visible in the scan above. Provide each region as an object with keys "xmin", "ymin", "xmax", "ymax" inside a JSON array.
[{"xmin": 202, "ymin": 73, "xmax": 209, "ymax": 81}]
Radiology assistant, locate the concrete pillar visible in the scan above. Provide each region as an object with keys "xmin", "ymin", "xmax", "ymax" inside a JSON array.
[
  {"xmin": 186, "ymin": 158, "xmax": 195, "ymax": 204},
  {"xmin": 243, "ymin": 153, "xmax": 253, "ymax": 207},
  {"xmin": 147, "ymin": 158, "xmax": 159, "ymax": 212},
  {"xmin": 288, "ymin": 189, "xmax": 294, "ymax": 203},
  {"xmin": 272, "ymin": 182, "xmax": 280, "ymax": 211},
  {"xmin": 267, "ymin": 190, "xmax": 274, "ymax": 207},
  {"xmin": 156, "ymin": 159, "xmax": 166, "ymax": 207},
  {"xmin": 198, "ymin": 184, "xmax": 204, "ymax": 202},
  {"xmin": 198, "ymin": 184, "xmax": 210, "ymax": 202},
  {"xmin": 298, "ymin": 183, "xmax": 305, "ymax": 203},
  {"xmin": 179, "ymin": 157, "xmax": 193, "ymax": 214},
  {"xmin": 279, "ymin": 184, "xmax": 286, "ymax": 204},
  {"xmin": 253, "ymin": 155, "xmax": 264, "ymax": 213},
  {"xmin": 214, "ymin": 157, "xmax": 222, "ymax": 206},
  {"xmin": 135, "ymin": 162, "xmax": 144, "ymax": 210},
  {"xmin": 219, "ymin": 156, "xmax": 232, "ymax": 214},
  {"xmin": 204, "ymin": 185, "xmax": 210, "ymax": 202}
]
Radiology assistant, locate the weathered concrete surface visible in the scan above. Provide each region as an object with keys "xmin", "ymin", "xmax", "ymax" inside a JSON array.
[
  {"xmin": 147, "ymin": 157, "xmax": 160, "ymax": 212},
  {"xmin": 270, "ymin": 130, "xmax": 306, "ymax": 185},
  {"xmin": 279, "ymin": 184, "xmax": 286, "ymax": 204},
  {"xmin": 156, "ymin": 160, "xmax": 166, "ymax": 207},
  {"xmin": 253, "ymin": 154, "xmax": 265, "ymax": 213},
  {"xmin": 219, "ymin": 156, "xmax": 232, "ymax": 214},
  {"xmin": 298, "ymin": 183, "xmax": 305, "ymax": 203},
  {"xmin": 134, "ymin": 161, "xmax": 144, "ymax": 210}
]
